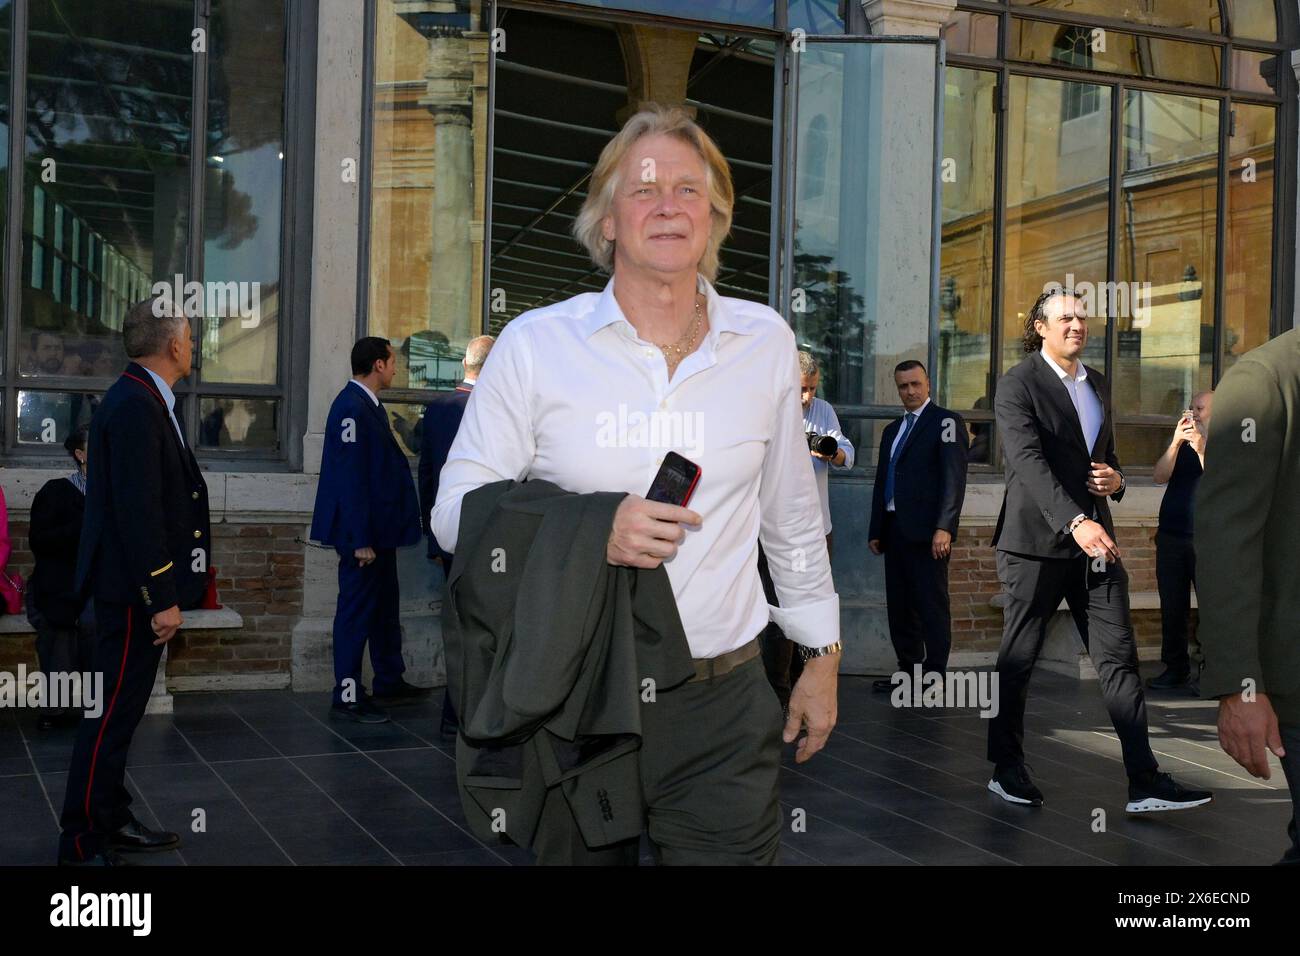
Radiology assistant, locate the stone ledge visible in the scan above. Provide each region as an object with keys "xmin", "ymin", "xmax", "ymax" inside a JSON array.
[{"xmin": 0, "ymin": 607, "xmax": 244, "ymax": 636}]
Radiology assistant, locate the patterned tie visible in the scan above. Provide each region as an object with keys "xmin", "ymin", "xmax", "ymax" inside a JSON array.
[{"xmin": 884, "ymin": 412, "xmax": 917, "ymax": 507}]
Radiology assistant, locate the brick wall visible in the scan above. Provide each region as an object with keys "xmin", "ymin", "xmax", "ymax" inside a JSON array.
[
  {"xmin": 0, "ymin": 519, "xmax": 305, "ymax": 683},
  {"xmin": 948, "ymin": 524, "xmax": 1190, "ymax": 655}
]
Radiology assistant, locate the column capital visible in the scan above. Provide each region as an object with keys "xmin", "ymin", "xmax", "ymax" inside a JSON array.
[{"xmin": 861, "ymin": 0, "xmax": 958, "ymax": 37}]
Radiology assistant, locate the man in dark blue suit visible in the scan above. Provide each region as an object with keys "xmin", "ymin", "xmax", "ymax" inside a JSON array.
[
  {"xmin": 60, "ymin": 296, "xmax": 209, "ymax": 865},
  {"xmin": 418, "ymin": 335, "xmax": 494, "ymax": 735},
  {"xmin": 868, "ymin": 360, "xmax": 968, "ymax": 691},
  {"xmin": 311, "ymin": 337, "xmax": 425, "ymax": 723}
]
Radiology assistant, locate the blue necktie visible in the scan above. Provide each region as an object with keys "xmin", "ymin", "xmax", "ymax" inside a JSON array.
[{"xmin": 885, "ymin": 412, "xmax": 917, "ymax": 507}]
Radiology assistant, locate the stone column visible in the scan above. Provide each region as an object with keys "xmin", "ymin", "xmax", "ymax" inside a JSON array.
[
  {"xmin": 861, "ymin": 0, "xmax": 957, "ymax": 35},
  {"xmin": 292, "ymin": 0, "xmax": 366, "ymax": 691},
  {"xmin": 615, "ymin": 24, "xmax": 700, "ymax": 121}
]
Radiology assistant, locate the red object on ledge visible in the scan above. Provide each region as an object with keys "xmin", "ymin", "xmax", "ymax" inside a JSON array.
[{"xmin": 200, "ymin": 566, "xmax": 223, "ymax": 610}]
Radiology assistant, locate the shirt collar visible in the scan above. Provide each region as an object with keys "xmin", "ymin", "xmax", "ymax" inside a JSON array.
[
  {"xmin": 580, "ymin": 274, "xmax": 760, "ymax": 343},
  {"xmin": 903, "ymin": 398, "xmax": 931, "ymax": 420},
  {"xmin": 1039, "ymin": 348, "xmax": 1088, "ymax": 384},
  {"xmin": 142, "ymin": 366, "xmax": 176, "ymax": 413},
  {"xmin": 350, "ymin": 378, "xmax": 380, "ymax": 406}
]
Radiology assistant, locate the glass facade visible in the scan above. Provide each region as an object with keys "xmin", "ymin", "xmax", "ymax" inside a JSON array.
[
  {"xmin": 0, "ymin": 0, "xmax": 294, "ymax": 458},
  {"xmin": 942, "ymin": 1, "xmax": 1288, "ymax": 470}
]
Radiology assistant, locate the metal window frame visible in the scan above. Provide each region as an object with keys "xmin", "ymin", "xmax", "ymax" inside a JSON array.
[
  {"xmin": 0, "ymin": 0, "xmax": 307, "ymax": 468},
  {"xmin": 943, "ymin": 0, "xmax": 1297, "ymax": 474}
]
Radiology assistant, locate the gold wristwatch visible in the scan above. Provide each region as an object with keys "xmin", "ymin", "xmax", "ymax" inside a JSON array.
[{"xmin": 798, "ymin": 640, "xmax": 843, "ymax": 662}]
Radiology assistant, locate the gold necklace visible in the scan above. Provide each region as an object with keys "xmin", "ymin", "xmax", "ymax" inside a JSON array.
[{"xmin": 656, "ymin": 297, "xmax": 703, "ymax": 364}]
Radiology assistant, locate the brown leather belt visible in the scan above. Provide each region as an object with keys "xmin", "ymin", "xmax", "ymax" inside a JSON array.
[{"xmin": 689, "ymin": 637, "xmax": 761, "ymax": 683}]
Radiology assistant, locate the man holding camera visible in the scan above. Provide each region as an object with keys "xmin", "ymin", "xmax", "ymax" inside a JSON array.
[{"xmin": 868, "ymin": 360, "xmax": 968, "ymax": 691}]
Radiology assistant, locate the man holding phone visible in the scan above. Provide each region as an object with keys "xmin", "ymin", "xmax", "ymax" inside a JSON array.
[{"xmin": 1149, "ymin": 390, "xmax": 1212, "ymax": 691}]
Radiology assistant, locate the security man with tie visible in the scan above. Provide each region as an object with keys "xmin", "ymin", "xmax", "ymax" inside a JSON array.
[
  {"xmin": 59, "ymin": 296, "xmax": 210, "ymax": 866},
  {"xmin": 868, "ymin": 360, "xmax": 968, "ymax": 691},
  {"xmin": 311, "ymin": 336, "xmax": 426, "ymax": 723}
]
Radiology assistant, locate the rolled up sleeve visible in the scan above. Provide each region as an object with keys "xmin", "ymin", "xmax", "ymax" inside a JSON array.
[
  {"xmin": 760, "ymin": 352, "xmax": 840, "ymax": 649},
  {"xmin": 432, "ymin": 323, "xmax": 537, "ymax": 553}
]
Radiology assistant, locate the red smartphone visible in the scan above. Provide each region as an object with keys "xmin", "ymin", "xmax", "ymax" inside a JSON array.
[{"xmin": 646, "ymin": 451, "xmax": 701, "ymax": 507}]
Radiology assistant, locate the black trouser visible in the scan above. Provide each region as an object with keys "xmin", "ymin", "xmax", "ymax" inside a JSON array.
[
  {"xmin": 532, "ymin": 652, "xmax": 784, "ymax": 866},
  {"xmin": 59, "ymin": 600, "xmax": 163, "ymax": 861},
  {"xmin": 988, "ymin": 551, "xmax": 1158, "ymax": 778},
  {"xmin": 35, "ymin": 621, "xmax": 94, "ymax": 716},
  {"xmin": 882, "ymin": 516, "xmax": 952, "ymax": 676},
  {"xmin": 1278, "ymin": 722, "xmax": 1300, "ymax": 865},
  {"xmin": 1155, "ymin": 530, "xmax": 1197, "ymax": 676},
  {"xmin": 435, "ymin": 549, "xmax": 458, "ymax": 728}
]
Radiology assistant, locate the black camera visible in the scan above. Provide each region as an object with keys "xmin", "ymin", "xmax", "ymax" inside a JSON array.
[{"xmin": 806, "ymin": 432, "xmax": 838, "ymax": 457}]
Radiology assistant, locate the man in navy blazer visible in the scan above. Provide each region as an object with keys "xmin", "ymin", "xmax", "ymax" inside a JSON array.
[
  {"xmin": 418, "ymin": 335, "xmax": 494, "ymax": 734},
  {"xmin": 868, "ymin": 360, "xmax": 968, "ymax": 690},
  {"xmin": 418, "ymin": 335, "xmax": 495, "ymax": 567},
  {"xmin": 311, "ymin": 337, "xmax": 425, "ymax": 722}
]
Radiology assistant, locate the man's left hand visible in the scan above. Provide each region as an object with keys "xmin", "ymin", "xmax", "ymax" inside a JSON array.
[
  {"xmin": 784, "ymin": 654, "xmax": 838, "ymax": 764},
  {"xmin": 931, "ymin": 529, "xmax": 952, "ymax": 560},
  {"xmin": 1087, "ymin": 462, "xmax": 1121, "ymax": 496}
]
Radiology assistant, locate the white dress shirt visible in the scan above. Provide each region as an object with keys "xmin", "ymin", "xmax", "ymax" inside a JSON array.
[
  {"xmin": 433, "ymin": 275, "xmax": 840, "ymax": 658},
  {"xmin": 143, "ymin": 366, "xmax": 185, "ymax": 447},
  {"xmin": 803, "ymin": 396, "xmax": 854, "ymax": 534},
  {"xmin": 886, "ymin": 397, "xmax": 929, "ymax": 512},
  {"xmin": 350, "ymin": 379, "xmax": 380, "ymax": 406},
  {"xmin": 1038, "ymin": 350, "xmax": 1102, "ymax": 453}
]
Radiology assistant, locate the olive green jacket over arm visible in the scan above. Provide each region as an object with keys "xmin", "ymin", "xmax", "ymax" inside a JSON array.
[
  {"xmin": 444, "ymin": 479, "xmax": 697, "ymax": 851},
  {"xmin": 1196, "ymin": 329, "xmax": 1300, "ymax": 723}
]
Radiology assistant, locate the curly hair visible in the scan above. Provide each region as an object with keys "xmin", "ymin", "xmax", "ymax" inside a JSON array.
[{"xmin": 1022, "ymin": 288, "xmax": 1077, "ymax": 353}]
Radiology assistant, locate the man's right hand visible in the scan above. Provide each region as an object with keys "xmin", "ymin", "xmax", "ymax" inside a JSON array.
[
  {"xmin": 1218, "ymin": 692, "xmax": 1286, "ymax": 779},
  {"xmin": 607, "ymin": 494, "xmax": 701, "ymax": 569},
  {"xmin": 868, "ymin": 539, "xmax": 882, "ymax": 555},
  {"xmin": 1071, "ymin": 519, "xmax": 1119, "ymax": 562},
  {"xmin": 152, "ymin": 605, "xmax": 183, "ymax": 646},
  {"xmin": 354, "ymin": 546, "xmax": 377, "ymax": 567}
]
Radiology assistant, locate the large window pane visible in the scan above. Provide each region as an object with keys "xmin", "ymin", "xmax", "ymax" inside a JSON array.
[
  {"xmin": 1003, "ymin": 75, "xmax": 1110, "ymax": 373},
  {"xmin": 791, "ymin": 41, "xmax": 938, "ymax": 408},
  {"xmin": 1009, "ymin": 0, "xmax": 1226, "ymax": 34},
  {"xmin": 1010, "ymin": 18, "xmax": 1221, "ymax": 86},
  {"xmin": 368, "ymin": 0, "xmax": 488, "ymax": 390},
  {"xmin": 201, "ymin": 0, "xmax": 286, "ymax": 385},
  {"xmin": 1115, "ymin": 90, "xmax": 1217, "ymax": 426},
  {"xmin": 1224, "ymin": 103, "xmax": 1275, "ymax": 371},
  {"xmin": 16, "ymin": 389, "xmax": 97, "ymax": 446},
  {"xmin": 1226, "ymin": 0, "xmax": 1278, "ymax": 41},
  {"xmin": 198, "ymin": 397, "xmax": 279, "ymax": 450},
  {"xmin": 21, "ymin": 0, "xmax": 192, "ymax": 378},
  {"xmin": 939, "ymin": 67, "xmax": 996, "ymax": 412},
  {"xmin": 943, "ymin": 11, "xmax": 999, "ymax": 57},
  {"xmin": 563, "ymin": 1, "xmax": 775, "ymax": 28},
  {"xmin": 787, "ymin": 0, "xmax": 843, "ymax": 34}
]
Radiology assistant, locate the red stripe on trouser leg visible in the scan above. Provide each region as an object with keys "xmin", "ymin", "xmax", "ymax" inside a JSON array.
[{"xmin": 79, "ymin": 605, "xmax": 133, "ymax": 860}]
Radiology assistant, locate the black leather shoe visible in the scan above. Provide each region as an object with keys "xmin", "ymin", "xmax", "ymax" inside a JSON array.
[
  {"xmin": 1147, "ymin": 667, "xmax": 1193, "ymax": 690},
  {"xmin": 107, "ymin": 819, "xmax": 181, "ymax": 853},
  {"xmin": 59, "ymin": 849, "xmax": 134, "ymax": 867},
  {"xmin": 330, "ymin": 699, "xmax": 390, "ymax": 723},
  {"xmin": 372, "ymin": 680, "xmax": 433, "ymax": 705},
  {"xmin": 872, "ymin": 678, "xmax": 895, "ymax": 693}
]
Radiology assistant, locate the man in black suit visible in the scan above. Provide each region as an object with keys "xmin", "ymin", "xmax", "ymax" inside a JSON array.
[
  {"xmin": 868, "ymin": 360, "xmax": 967, "ymax": 691},
  {"xmin": 419, "ymin": 334, "xmax": 494, "ymax": 734},
  {"xmin": 987, "ymin": 288, "xmax": 1211, "ymax": 813},
  {"xmin": 59, "ymin": 296, "xmax": 211, "ymax": 865}
]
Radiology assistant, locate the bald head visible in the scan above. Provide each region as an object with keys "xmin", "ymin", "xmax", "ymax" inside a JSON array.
[{"xmin": 463, "ymin": 335, "xmax": 495, "ymax": 380}]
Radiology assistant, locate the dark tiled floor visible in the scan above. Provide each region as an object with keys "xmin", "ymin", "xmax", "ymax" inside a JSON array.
[{"xmin": 0, "ymin": 668, "xmax": 1291, "ymax": 866}]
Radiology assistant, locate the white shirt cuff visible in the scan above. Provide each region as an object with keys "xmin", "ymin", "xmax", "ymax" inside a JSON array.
[{"xmin": 769, "ymin": 593, "xmax": 840, "ymax": 649}]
